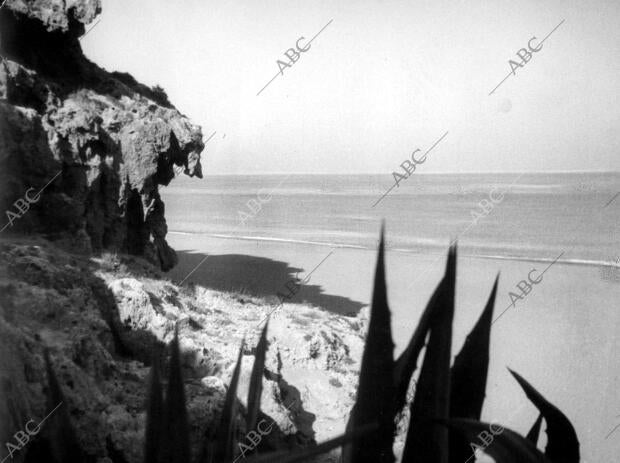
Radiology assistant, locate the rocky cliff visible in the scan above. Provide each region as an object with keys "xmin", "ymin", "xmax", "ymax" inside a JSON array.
[
  {"xmin": 0, "ymin": 2, "xmax": 366, "ymax": 462},
  {"xmin": 0, "ymin": 0, "xmax": 204, "ymax": 271}
]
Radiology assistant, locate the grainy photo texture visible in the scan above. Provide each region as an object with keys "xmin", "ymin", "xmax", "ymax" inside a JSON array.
[{"xmin": 0, "ymin": 1, "xmax": 618, "ymax": 462}]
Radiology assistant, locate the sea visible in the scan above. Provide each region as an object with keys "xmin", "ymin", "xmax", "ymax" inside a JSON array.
[{"xmin": 163, "ymin": 172, "xmax": 620, "ymax": 269}]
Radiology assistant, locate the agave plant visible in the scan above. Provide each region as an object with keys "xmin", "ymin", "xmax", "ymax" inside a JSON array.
[
  {"xmin": 339, "ymin": 228, "xmax": 580, "ymax": 463},
  {"xmin": 37, "ymin": 228, "xmax": 580, "ymax": 463}
]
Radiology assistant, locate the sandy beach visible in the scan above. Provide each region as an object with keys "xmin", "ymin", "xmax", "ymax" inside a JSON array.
[{"xmin": 167, "ymin": 232, "xmax": 620, "ymax": 462}]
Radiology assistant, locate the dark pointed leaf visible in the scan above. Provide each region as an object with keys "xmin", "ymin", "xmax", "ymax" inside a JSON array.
[
  {"xmin": 451, "ymin": 274, "xmax": 498, "ymax": 418},
  {"xmin": 160, "ymin": 329, "xmax": 190, "ymax": 463},
  {"xmin": 246, "ymin": 423, "xmax": 378, "ymax": 463},
  {"xmin": 402, "ymin": 244, "xmax": 456, "ymax": 463},
  {"xmin": 212, "ymin": 339, "xmax": 245, "ymax": 463},
  {"xmin": 526, "ymin": 414, "xmax": 544, "ymax": 445},
  {"xmin": 144, "ymin": 349, "xmax": 163, "ymax": 463},
  {"xmin": 345, "ymin": 226, "xmax": 395, "ymax": 463},
  {"xmin": 509, "ymin": 369, "xmax": 580, "ymax": 463},
  {"xmin": 440, "ymin": 418, "xmax": 550, "ymax": 463},
  {"xmin": 449, "ymin": 275, "xmax": 498, "ymax": 462},
  {"xmin": 44, "ymin": 350, "xmax": 84, "ymax": 463},
  {"xmin": 393, "ymin": 275, "xmax": 442, "ymax": 414},
  {"xmin": 247, "ymin": 320, "xmax": 269, "ymax": 431}
]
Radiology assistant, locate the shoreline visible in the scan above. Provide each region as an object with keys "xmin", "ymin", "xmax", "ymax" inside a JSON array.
[{"xmin": 168, "ymin": 230, "xmax": 620, "ymax": 269}]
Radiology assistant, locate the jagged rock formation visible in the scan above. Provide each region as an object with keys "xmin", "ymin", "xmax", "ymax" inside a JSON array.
[
  {"xmin": 0, "ymin": 0, "xmax": 204, "ymax": 271},
  {"xmin": 0, "ymin": 240, "xmax": 365, "ymax": 462},
  {"xmin": 0, "ymin": 3, "xmax": 367, "ymax": 462}
]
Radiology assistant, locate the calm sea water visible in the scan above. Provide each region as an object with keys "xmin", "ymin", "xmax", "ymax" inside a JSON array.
[{"xmin": 163, "ymin": 172, "xmax": 620, "ymax": 268}]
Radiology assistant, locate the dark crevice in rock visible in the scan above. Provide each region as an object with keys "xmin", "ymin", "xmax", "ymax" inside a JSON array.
[
  {"xmin": 0, "ymin": 1, "xmax": 204, "ymax": 271},
  {"xmin": 0, "ymin": 8, "xmax": 83, "ymax": 85},
  {"xmin": 126, "ymin": 189, "xmax": 146, "ymax": 256}
]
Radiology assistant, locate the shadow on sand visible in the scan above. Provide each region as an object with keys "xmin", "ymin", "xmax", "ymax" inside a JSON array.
[{"xmin": 171, "ymin": 251, "xmax": 366, "ymax": 316}]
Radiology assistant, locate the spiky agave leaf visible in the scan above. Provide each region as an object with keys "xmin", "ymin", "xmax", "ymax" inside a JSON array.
[
  {"xmin": 392, "ymin": 275, "xmax": 441, "ymax": 415},
  {"xmin": 344, "ymin": 226, "xmax": 395, "ymax": 463},
  {"xmin": 509, "ymin": 369, "xmax": 580, "ymax": 463},
  {"xmin": 440, "ymin": 418, "xmax": 550, "ymax": 463},
  {"xmin": 201, "ymin": 338, "xmax": 245, "ymax": 463},
  {"xmin": 449, "ymin": 275, "xmax": 498, "ymax": 462},
  {"xmin": 401, "ymin": 244, "xmax": 456, "ymax": 463},
  {"xmin": 159, "ymin": 329, "xmax": 190, "ymax": 463},
  {"xmin": 144, "ymin": 349, "xmax": 163, "ymax": 463},
  {"xmin": 247, "ymin": 320, "xmax": 269, "ymax": 432},
  {"xmin": 44, "ymin": 350, "xmax": 84, "ymax": 463},
  {"xmin": 526, "ymin": 414, "xmax": 544, "ymax": 445},
  {"xmin": 450, "ymin": 275, "xmax": 498, "ymax": 417},
  {"xmin": 246, "ymin": 423, "xmax": 378, "ymax": 463}
]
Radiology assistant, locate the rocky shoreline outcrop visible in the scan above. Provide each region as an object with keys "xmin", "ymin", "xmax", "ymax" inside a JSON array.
[{"xmin": 0, "ymin": 0, "xmax": 203, "ymax": 271}]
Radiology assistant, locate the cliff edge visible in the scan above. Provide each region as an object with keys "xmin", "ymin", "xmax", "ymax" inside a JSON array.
[
  {"xmin": 0, "ymin": 3, "xmax": 366, "ymax": 462},
  {"xmin": 0, "ymin": 0, "xmax": 204, "ymax": 271}
]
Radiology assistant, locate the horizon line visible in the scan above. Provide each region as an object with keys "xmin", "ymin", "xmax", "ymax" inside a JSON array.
[{"xmin": 195, "ymin": 169, "xmax": 620, "ymax": 176}]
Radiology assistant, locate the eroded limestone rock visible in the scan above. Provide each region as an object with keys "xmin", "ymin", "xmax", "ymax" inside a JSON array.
[{"xmin": 0, "ymin": 0, "xmax": 203, "ymax": 271}]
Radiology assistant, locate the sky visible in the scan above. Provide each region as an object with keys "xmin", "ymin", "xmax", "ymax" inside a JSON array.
[{"xmin": 82, "ymin": 0, "xmax": 620, "ymax": 174}]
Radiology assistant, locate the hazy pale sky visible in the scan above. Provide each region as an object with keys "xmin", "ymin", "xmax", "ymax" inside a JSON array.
[{"xmin": 82, "ymin": 0, "xmax": 620, "ymax": 174}]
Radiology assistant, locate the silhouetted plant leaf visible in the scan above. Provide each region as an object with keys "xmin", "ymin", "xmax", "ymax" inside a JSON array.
[
  {"xmin": 210, "ymin": 339, "xmax": 245, "ymax": 463},
  {"xmin": 144, "ymin": 349, "xmax": 163, "ymax": 463},
  {"xmin": 44, "ymin": 350, "xmax": 84, "ymax": 463},
  {"xmin": 527, "ymin": 414, "xmax": 544, "ymax": 445},
  {"xmin": 344, "ymin": 226, "xmax": 395, "ymax": 463},
  {"xmin": 440, "ymin": 418, "xmax": 550, "ymax": 463},
  {"xmin": 247, "ymin": 320, "xmax": 269, "ymax": 432},
  {"xmin": 402, "ymin": 244, "xmax": 456, "ymax": 463},
  {"xmin": 393, "ymin": 276, "xmax": 441, "ymax": 414},
  {"xmin": 449, "ymin": 275, "xmax": 498, "ymax": 462},
  {"xmin": 160, "ymin": 329, "xmax": 190, "ymax": 463},
  {"xmin": 509, "ymin": 369, "xmax": 580, "ymax": 463},
  {"xmin": 246, "ymin": 423, "xmax": 378, "ymax": 463}
]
